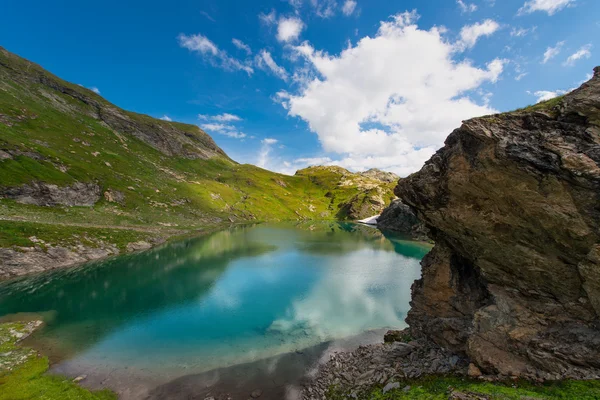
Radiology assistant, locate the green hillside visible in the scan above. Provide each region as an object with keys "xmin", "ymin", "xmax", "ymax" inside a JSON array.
[{"xmin": 0, "ymin": 47, "xmax": 396, "ymax": 275}]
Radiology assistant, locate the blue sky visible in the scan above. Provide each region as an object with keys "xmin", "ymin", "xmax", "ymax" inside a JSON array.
[{"xmin": 1, "ymin": 0, "xmax": 598, "ymax": 175}]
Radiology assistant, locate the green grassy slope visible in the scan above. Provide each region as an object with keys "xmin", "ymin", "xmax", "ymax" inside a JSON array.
[{"xmin": 0, "ymin": 47, "xmax": 396, "ymax": 254}]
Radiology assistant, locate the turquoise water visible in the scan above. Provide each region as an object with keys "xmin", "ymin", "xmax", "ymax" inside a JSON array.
[{"xmin": 0, "ymin": 222, "xmax": 428, "ymax": 383}]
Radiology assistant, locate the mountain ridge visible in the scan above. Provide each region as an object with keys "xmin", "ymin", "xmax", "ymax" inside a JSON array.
[{"xmin": 0, "ymin": 47, "xmax": 397, "ymax": 278}]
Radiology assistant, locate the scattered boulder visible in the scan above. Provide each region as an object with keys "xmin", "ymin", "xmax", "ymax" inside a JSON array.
[
  {"xmin": 103, "ymin": 189, "xmax": 125, "ymax": 204},
  {"xmin": 126, "ymin": 241, "xmax": 152, "ymax": 252},
  {"xmin": 468, "ymin": 363, "xmax": 482, "ymax": 378},
  {"xmin": 382, "ymin": 382, "xmax": 400, "ymax": 393}
]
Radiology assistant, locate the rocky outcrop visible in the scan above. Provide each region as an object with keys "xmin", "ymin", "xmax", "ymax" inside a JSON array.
[
  {"xmin": 359, "ymin": 168, "xmax": 399, "ymax": 183},
  {"xmin": 397, "ymin": 68, "xmax": 600, "ymax": 379},
  {"xmin": 0, "ymin": 245, "xmax": 119, "ymax": 279},
  {"xmin": 377, "ymin": 199, "xmax": 429, "ymax": 241},
  {"xmin": 337, "ymin": 187, "xmax": 388, "ymax": 220},
  {"xmin": 1, "ymin": 182, "xmax": 101, "ymax": 206}
]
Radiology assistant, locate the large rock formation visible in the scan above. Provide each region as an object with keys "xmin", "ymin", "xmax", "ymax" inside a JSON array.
[{"xmin": 398, "ymin": 67, "xmax": 600, "ymax": 379}]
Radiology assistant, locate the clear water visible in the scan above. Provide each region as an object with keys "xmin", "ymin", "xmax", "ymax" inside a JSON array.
[{"xmin": 0, "ymin": 222, "xmax": 428, "ymax": 387}]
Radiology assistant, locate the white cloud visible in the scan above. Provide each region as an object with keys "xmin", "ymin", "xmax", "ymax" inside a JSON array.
[
  {"xmin": 277, "ymin": 17, "xmax": 305, "ymax": 42},
  {"xmin": 563, "ymin": 44, "xmax": 592, "ymax": 66},
  {"xmin": 259, "ymin": 9, "xmax": 277, "ymax": 25},
  {"xmin": 90, "ymin": 87, "xmax": 101, "ymax": 94},
  {"xmin": 232, "ymin": 38, "xmax": 252, "ymax": 55},
  {"xmin": 532, "ymin": 89, "xmax": 567, "ymax": 102},
  {"xmin": 518, "ymin": 0, "xmax": 574, "ymax": 15},
  {"xmin": 198, "ymin": 114, "xmax": 246, "ymax": 139},
  {"xmin": 214, "ymin": 113, "xmax": 242, "ymax": 122},
  {"xmin": 510, "ymin": 26, "xmax": 536, "ymax": 37},
  {"xmin": 277, "ymin": 10, "xmax": 504, "ymax": 176},
  {"xmin": 456, "ymin": 19, "xmax": 500, "ymax": 50},
  {"xmin": 342, "ymin": 0, "xmax": 357, "ymax": 16},
  {"xmin": 160, "ymin": 115, "xmax": 172, "ymax": 121},
  {"xmin": 178, "ymin": 33, "xmax": 253, "ymax": 75},
  {"xmin": 457, "ymin": 0, "xmax": 477, "ymax": 13},
  {"xmin": 200, "ymin": 123, "xmax": 247, "ymax": 139},
  {"xmin": 542, "ymin": 41, "xmax": 564, "ymax": 63},
  {"xmin": 311, "ymin": 0, "xmax": 337, "ymax": 18},
  {"xmin": 256, "ymin": 50, "xmax": 289, "ymax": 81},
  {"xmin": 257, "ymin": 138, "xmax": 279, "ymax": 168},
  {"xmin": 515, "ymin": 72, "xmax": 528, "ymax": 81}
]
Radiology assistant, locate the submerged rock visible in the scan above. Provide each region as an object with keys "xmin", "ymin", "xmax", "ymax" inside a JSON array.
[{"xmin": 398, "ymin": 67, "xmax": 600, "ymax": 379}]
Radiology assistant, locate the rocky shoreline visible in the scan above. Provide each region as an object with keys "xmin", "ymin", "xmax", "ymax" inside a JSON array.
[
  {"xmin": 301, "ymin": 330, "xmax": 470, "ymax": 399},
  {"xmin": 0, "ymin": 236, "xmax": 159, "ymax": 280}
]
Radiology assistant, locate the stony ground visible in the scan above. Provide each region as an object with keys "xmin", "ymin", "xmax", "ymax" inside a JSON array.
[{"xmin": 301, "ymin": 330, "xmax": 470, "ymax": 399}]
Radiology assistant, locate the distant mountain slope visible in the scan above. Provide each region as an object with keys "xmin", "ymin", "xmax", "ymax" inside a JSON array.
[{"xmin": 0, "ymin": 47, "xmax": 396, "ymax": 277}]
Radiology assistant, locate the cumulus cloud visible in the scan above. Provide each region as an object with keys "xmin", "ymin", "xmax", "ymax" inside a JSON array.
[
  {"xmin": 518, "ymin": 0, "xmax": 574, "ymax": 15},
  {"xmin": 258, "ymin": 138, "xmax": 279, "ymax": 168},
  {"xmin": 89, "ymin": 87, "xmax": 101, "ymax": 94},
  {"xmin": 457, "ymin": 0, "xmax": 477, "ymax": 13},
  {"xmin": 232, "ymin": 38, "xmax": 252, "ymax": 55},
  {"xmin": 563, "ymin": 44, "xmax": 592, "ymax": 66},
  {"xmin": 160, "ymin": 115, "xmax": 172, "ymax": 121},
  {"xmin": 178, "ymin": 33, "xmax": 253, "ymax": 74},
  {"xmin": 342, "ymin": 0, "xmax": 357, "ymax": 16},
  {"xmin": 276, "ymin": 10, "xmax": 504, "ymax": 176},
  {"xmin": 256, "ymin": 50, "xmax": 289, "ymax": 81},
  {"xmin": 542, "ymin": 41, "xmax": 564, "ymax": 63},
  {"xmin": 532, "ymin": 89, "xmax": 567, "ymax": 102},
  {"xmin": 277, "ymin": 17, "xmax": 305, "ymax": 42},
  {"xmin": 456, "ymin": 19, "xmax": 500, "ymax": 51},
  {"xmin": 198, "ymin": 114, "xmax": 246, "ymax": 139}
]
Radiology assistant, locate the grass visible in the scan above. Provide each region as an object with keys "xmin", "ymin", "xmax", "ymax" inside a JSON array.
[
  {"xmin": 327, "ymin": 376, "xmax": 600, "ymax": 399},
  {"xmin": 514, "ymin": 95, "xmax": 565, "ymax": 115},
  {"xmin": 0, "ymin": 220, "xmax": 156, "ymax": 250},
  {"xmin": 0, "ymin": 322, "xmax": 116, "ymax": 400}
]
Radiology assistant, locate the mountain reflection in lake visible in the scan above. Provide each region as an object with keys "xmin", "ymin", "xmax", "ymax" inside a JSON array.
[{"xmin": 0, "ymin": 222, "xmax": 430, "ymax": 399}]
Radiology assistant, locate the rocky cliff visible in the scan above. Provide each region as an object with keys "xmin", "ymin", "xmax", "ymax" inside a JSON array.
[{"xmin": 398, "ymin": 67, "xmax": 600, "ymax": 379}]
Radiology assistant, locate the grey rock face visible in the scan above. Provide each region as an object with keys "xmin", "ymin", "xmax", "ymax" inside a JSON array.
[
  {"xmin": 398, "ymin": 67, "xmax": 600, "ymax": 379},
  {"xmin": 0, "ymin": 245, "xmax": 119, "ymax": 279},
  {"xmin": 377, "ymin": 199, "xmax": 429, "ymax": 241},
  {"xmin": 1, "ymin": 182, "xmax": 101, "ymax": 206},
  {"xmin": 359, "ymin": 168, "xmax": 399, "ymax": 183}
]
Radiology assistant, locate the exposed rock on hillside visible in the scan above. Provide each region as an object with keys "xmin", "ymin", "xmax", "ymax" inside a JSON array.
[
  {"xmin": 295, "ymin": 166, "xmax": 397, "ymax": 220},
  {"xmin": 1, "ymin": 182, "xmax": 101, "ymax": 206},
  {"xmin": 398, "ymin": 67, "xmax": 600, "ymax": 379},
  {"xmin": 359, "ymin": 168, "xmax": 399, "ymax": 183},
  {"xmin": 376, "ymin": 199, "xmax": 429, "ymax": 241},
  {"xmin": 0, "ymin": 46, "xmax": 228, "ymax": 160}
]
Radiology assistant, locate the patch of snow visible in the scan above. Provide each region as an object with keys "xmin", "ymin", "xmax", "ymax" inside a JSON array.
[{"xmin": 357, "ymin": 215, "xmax": 380, "ymax": 225}]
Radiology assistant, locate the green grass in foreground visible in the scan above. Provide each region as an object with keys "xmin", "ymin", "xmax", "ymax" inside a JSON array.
[
  {"xmin": 0, "ymin": 322, "xmax": 116, "ymax": 400},
  {"xmin": 328, "ymin": 376, "xmax": 600, "ymax": 399}
]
